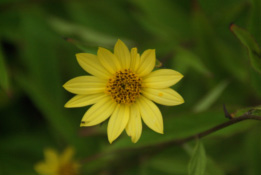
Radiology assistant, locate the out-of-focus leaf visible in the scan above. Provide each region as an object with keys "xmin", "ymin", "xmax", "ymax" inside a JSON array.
[
  {"xmin": 216, "ymin": 1, "xmax": 248, "ymax": 26},
  {"xmin": 194, "ymin": 80, "xmax": 229, "ymax": 112},
  {"xmin": 0, "ymin": 134, "xmax": 50, "ymax": 157},
  {"xmin": 0, "ymin": 0, "xmax": 24, "ymax": 5},
  {"xmin": 49, "ymin": 17, "xmax": 128, "ymax": 47},
  {"xmin": 0, "ymin": 10, "xmax": 21, "ymax": 41},
  {"xmin": 230, "ymin": 24, "xmax": 260, "ymax": 54},
  {"xmin": 20, "ymin": 9, "xmax": 64, "ymax": 106},
  {"xmin": 251, "ymin": 68, "xmax": 261, "ymax": 97},
  {"xmin": 230, "ymin": 24, "xmax": 261, "ymax": 73},
  {"xmin": 16, "ymin": 74, "xmax": 77, "ymax": 144},
  {"xmin": 212, "ymin": 38, "xmax": 248, "ymax": 82},
  {"xmin": 17, "ymin": 9, "xmax": 90, "ymax": 150},
  {"xmin": 205, "ymin": 158, "xmax": 225, "ymax": 175},
  {"xmin": 188, "ymin": 140, "xmax": 206, "ymax": 175},
  {"xmin": 191, "ymin": 7, "xmax": 214, "ymax": 60},
  {"xmin": 0, "ymin": 154, "xmax": 36, "ymax": 175},
  {"xmin": 244, "ymin": 126, "xmax": 261, "ymax": 175},
  {"xmin": 148, "ymin": 153, "xmax": 187, "ymax": 174},
  {"xmin": 184, "ymin": 144, "xmax": 225, "ymax": 175},
  {"xmin": 249, "ymin": 0, "xmax": 261, "ymax": 44},
  {"xmin": 173, "ymin": 47, "xmax": 212, "ymax": 76},
  {"xmin": 199, "ymin": 0, "xmax": 248, "ymax": 27},
  {"xmin": 65, "ymin": 0, "xmax": 144, "ymax": 40},
  {"xmin": 0, "ymin": 43, "xmax": 9, "ymax": 91},
  {"xmin": 0, "ymin": 135, "xmax": 43, "ymax": 175},
  {"xmin": 63, "ymin": 38, "xmax": 97, "ymax": 53},
  {"xmin": 131, "ymin": 0, "xmax": 190, "ymax": 41},
  {"xmin": 192, "ymin": 8, "xmax": 247, "ymax": 82}
]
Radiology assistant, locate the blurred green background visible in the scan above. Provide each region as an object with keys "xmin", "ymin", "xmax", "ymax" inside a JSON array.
[{"xmin": 0, "ymin": 0, "xmax": 260, "ymax": 174}]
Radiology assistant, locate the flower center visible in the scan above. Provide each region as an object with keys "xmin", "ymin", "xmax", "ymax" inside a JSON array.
[
  {"xmin": 58, "ymin": 163, "xmax": 77, "ymax": 175},
  {"xmin": 106, "ymin": 69, "xmax": 142, "ymax": 104}
]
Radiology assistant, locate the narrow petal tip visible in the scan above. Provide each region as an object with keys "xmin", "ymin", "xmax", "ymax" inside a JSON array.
[
  {"xmin": 115, "ymin": 39, "xmax": 125, "ymax": 47},
  {"xmin": 180, "ymin": 97, "xmax": 185, "ymax": 104},
  {"xmin": 108, "ymin": 136, "xmax": 115, "ymax": 144},
  {"xmin": 75, "ymin": 53, "xmax": 83, "ymax": 61},
  {"xmin": 155, "ymin": 128, "xmax": 164, "ymax": 134},
  {"xmin": 131, "ymin": 138, "xmax": 137, "ymax": 143},
  {"xmin": 62, "ymin": 83, "xmax": 67, "ymax": 89},
  {"xmin": 131, "ymin": 136, "xmax": 140, "ymax": 143},
  {"xmin": 117, "ymin": 39, "xmax": 123, "ymax": 43},
  {"xmin": 80, "ymin": 122, "xmax": 86, "ymax": 127},
  {"xmin": 64, "ymin": 103, "xmax": 69, "ymax": 108}
]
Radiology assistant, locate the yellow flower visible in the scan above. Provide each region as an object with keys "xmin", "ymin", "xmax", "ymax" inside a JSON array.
[
  {"xmin": 64, "ymin": 40, "xmax": 184, "ymax": 143},
  {"xmin": 35, "ymin": 147, "xmax": 79, "ymax": 175}
]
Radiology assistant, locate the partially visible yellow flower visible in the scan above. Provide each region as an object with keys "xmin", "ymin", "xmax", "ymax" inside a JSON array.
[
  {"xmin": 35, "ymin": 147, "xmax": 79, "ymax": 175},
  {"xmin": 64, "ymin": 39, "xmax": 184, "ymax": 143}
]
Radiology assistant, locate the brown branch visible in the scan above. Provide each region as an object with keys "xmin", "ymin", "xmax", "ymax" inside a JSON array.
[
  {"xmin": 152, "ymin": 114, "xmax": 261, "ymax": 148},
  {"xmin": 81, "ymin": 114, "xmax": 261, "ymax": 163}
]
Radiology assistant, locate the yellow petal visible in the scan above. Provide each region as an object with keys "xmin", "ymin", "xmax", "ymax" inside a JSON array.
[
  {"xmin": 60, "ymin": 147, "xmax": 74, "ymax": 164},
  {"xmin": 63, "ymin": 76, "xmax": 106, "ymax": 95},
  {"xmin": 142, "ymin": 88, "xmax": 184, "ymax": 106},
  {"xmin": 136, "ymin": 96, "xmax": 163, "ymax": 134},
  {"xmin": 130, "ymin": 47, "xmax": 140, "ymax": 72},
  {"xmin": 65, "ymin": 93, "xmax": 106, "ymax": 108},
  {"xmin": 76, "ymin": 53, "xmax": 111, "ymax": 79},
  {"xmin": 34, "ymin": 162, "xmax": 56, "ymax": 175},
  {"xmin": 98, "ymin": 47, "xmax": 121, "ymax": 74},
  {"xmin": 114, "ymin": 39, "xmax": 131, "ymax": 69},
  {"xmin": 142, "ymin": 69, "xmax": 183, "ymax": 88},
  {"xmin": 108, "ymin": 104, "xmax": 130, "ymax": 143},
  {"xmin": 81, "ymin": 95, "xmax": 116, "ymax": 126},
  {"xmin": 136, "ymin": 49, "xmax": 156, "ymax": 77},
  {"xmin": 43, "ymin": 149, "xmax": 60, "ymax": 171},
  {"xmin": 126, "ymin": 103, "xmax": 142, "ymax": 143}
]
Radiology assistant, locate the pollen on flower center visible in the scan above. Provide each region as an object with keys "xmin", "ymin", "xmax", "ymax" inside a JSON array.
[
  {"xmin": 58, "ymin": 163, "xmax": 77, "ymax": 175},
  {"xmin": 106, "ymin": 69, "xmax": 142, "ymax": 104}
]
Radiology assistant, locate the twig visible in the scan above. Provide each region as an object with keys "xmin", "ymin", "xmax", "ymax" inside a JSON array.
[
  {"xmin": 81, "ymin": 114, "xmax": 261, "ymax": 163},
  {"xmin": 152, "ymin": 114, "xmax": 260, "ymax": 148},
  {"xmin": 223, "ymin": 104, "xmax": 233, "ymax": 119}
]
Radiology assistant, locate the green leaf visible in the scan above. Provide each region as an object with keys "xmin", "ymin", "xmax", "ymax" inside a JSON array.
[
  {"xmin": 250, "ymin": 68, "xmax": 261, "ymax": 97},
  {"xmin": 49, "ymin": 17, "xmax": 126, "ymax": 47},
  {"xmin": 0, "ymin": 42, "xmax": 10, "ymax": 91},
  {"xmin": 173, "ymin": 47, "xmax": 212, "ymax": 76},
  {"xmin": 188, "ymin": 140, "xmax": 207, "ymax": 175},
  {"xmin": 249, "ymin": 0, "xmax": 261, "ymax": 44},
  {"xmin": 19, "ymin": 9, "xmax": 64, "ymax": 106},
  {"xmin": 194, "ymin": 80, "xmax": 229, "ymax": 112},
  {"xmin": 244, "ymin": 126, "xmax": 261, "ymax": 175},
  {"xmin": 63, "ymin": 38, "xmax": 97, "ymax": 53},
  {"xmin": 148, "ymin": 155, "xmax": 187, "ymax": 174},
  {"xmin": 230, "ymin": 24, "xmax": 261, "ymax": 73},
  {"xmin": 16, "ymin": 74, "xmax": 76, "ymax": 144},
  {"xmin": 205, "ymin": 158, "xmax": 225, "ymax": 175},
  {"xmin": 131, "ymin": 0, "xmax": 190, "ymax": 40},
  {"xmin": 184, "ymin": 144, "xmax": 225, "ymax": 175}
]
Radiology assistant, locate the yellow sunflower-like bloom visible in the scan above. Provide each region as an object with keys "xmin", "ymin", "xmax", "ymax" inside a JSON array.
[
  {"xmin": 35, "ymin": 147, "xmax": 79, "ymax": 175},
  {"xmin": 64, "ymin": 40, "xmax": 184, "ymax": 143}
]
